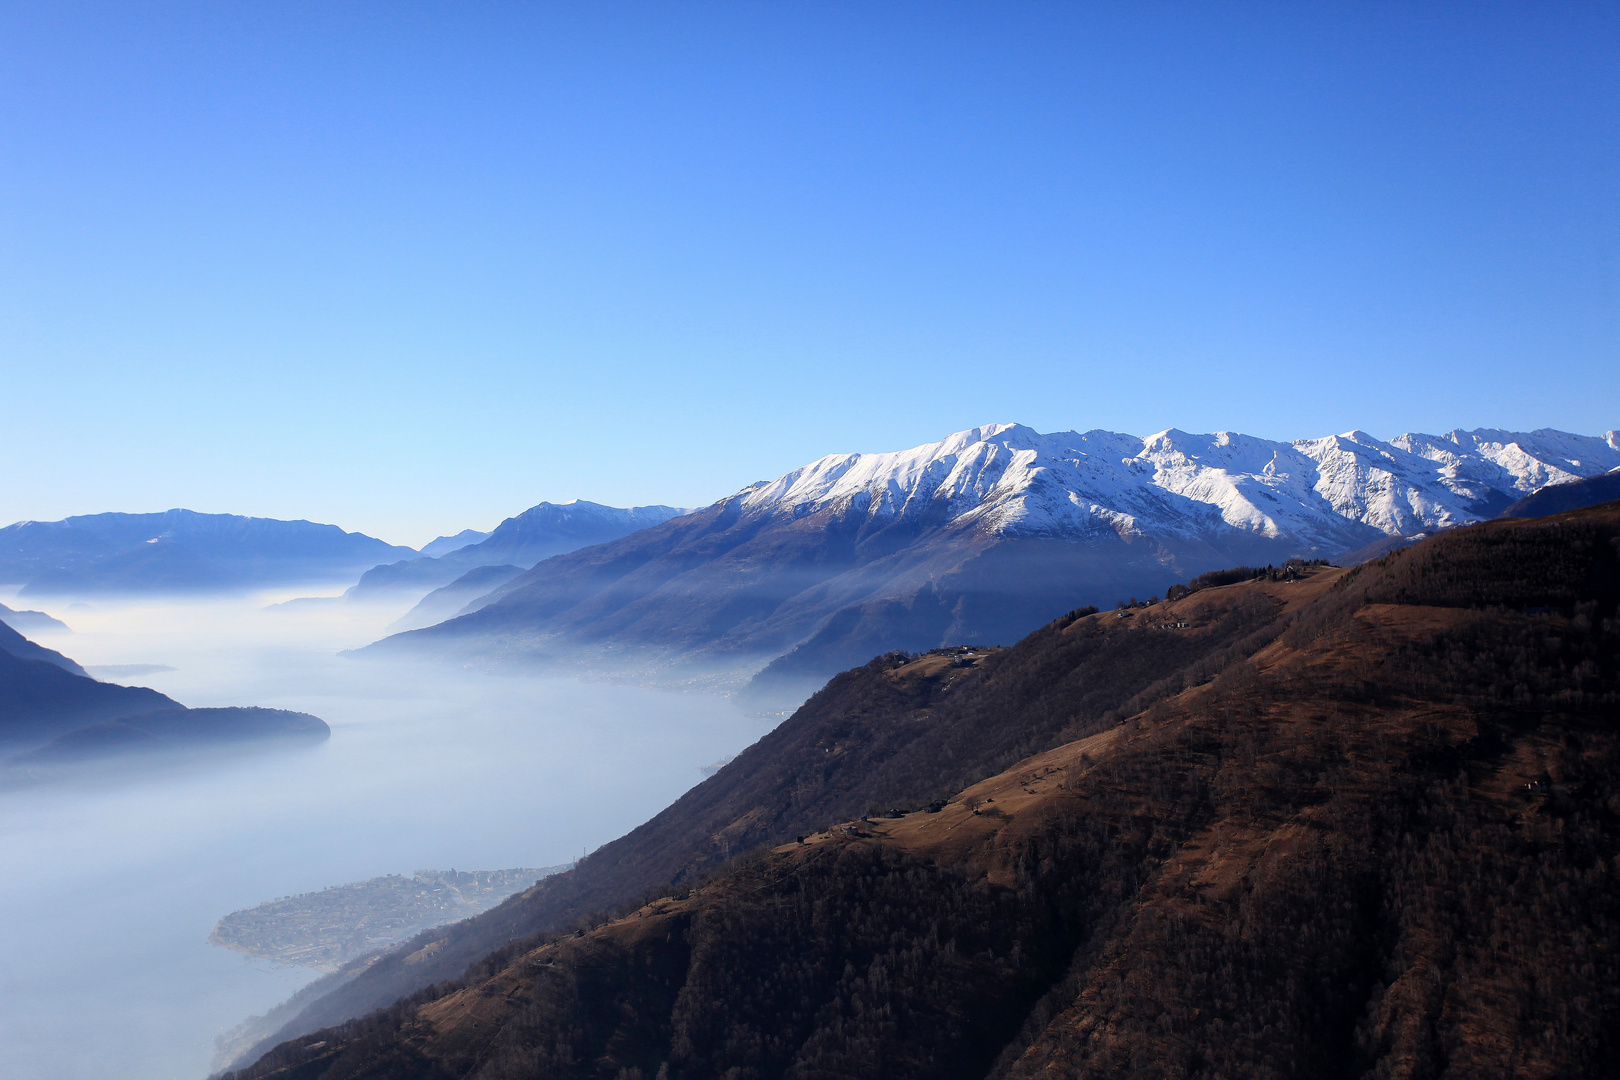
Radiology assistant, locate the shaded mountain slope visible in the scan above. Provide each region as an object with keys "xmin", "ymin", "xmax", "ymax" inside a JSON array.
[
  {"xmin": 0, "ymin": 619, "xmax": 89, "ymax": 677},
  {"xmin": 1501, "ymin": 467, "xmax": 1620, "ymax": 518},
  {"xmin": 361, "ymin": 482, "xmax": 1306, "ymax": 691},
  {"xmin": 232, "ymin": 503, "xmax": 1620, "ymax": 1080},
  {"xmin": 386, "ymin": 565, "xmax": 526, "ymax": 634},
  {"xmin": 361, "ymin": 424, "xmax": 1620, "ymax": 694},
  {"xmin": 2, "ymin": 510, "xmax": 412, "ymax": 596},
  {"xmin": 0, "ymin": 639, "xmax": 177, "ymax": 745}
]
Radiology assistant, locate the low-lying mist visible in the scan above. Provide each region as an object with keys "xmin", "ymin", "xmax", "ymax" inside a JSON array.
[{"xmin": 0, "ymin": 588, "xmax": 768, "ymax": 1080}]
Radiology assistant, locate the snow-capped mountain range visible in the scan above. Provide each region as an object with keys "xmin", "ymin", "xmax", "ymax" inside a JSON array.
[
  {"xmin": 366, "ymin": 422, "xmax": 1619, "ymax": 699},
  {"xmin": 740, "ymin": 424, "xmax": 1620, "ymax": 551}
]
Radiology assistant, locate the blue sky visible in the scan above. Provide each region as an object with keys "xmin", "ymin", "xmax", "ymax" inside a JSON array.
[{"xmin": 3, "ymin": 2, "xmax": 1615, "ymax": 546}]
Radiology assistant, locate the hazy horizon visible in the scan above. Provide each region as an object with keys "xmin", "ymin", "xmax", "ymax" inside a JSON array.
[{"xmin": 0, "ymin": 588, "xmax": 769, "ymax": 1079}]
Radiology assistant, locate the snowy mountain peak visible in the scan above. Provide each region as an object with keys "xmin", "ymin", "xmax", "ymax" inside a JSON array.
[{"xmin": 736, "ymin": 423, "xmax": 1620, "ymax": 555}]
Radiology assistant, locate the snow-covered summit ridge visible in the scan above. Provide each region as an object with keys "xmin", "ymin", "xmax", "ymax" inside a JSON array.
[{"xmin": 738, "ymin": 424, "xmax": 1620, "ymax": 550}]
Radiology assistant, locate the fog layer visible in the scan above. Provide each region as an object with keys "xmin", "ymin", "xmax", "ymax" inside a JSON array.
[{"xmin": 0, "ymin": 591, "xmax": 766, "ymax": 1080}]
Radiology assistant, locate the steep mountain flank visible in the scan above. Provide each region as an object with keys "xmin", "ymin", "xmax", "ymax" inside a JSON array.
[
  {"xmin": 0, "ymin": 619, "xmax": 90, "ymax": 677},
  {"xmin": 1501, "ymin": 467, "xmax": 1620, "ymax": 519},
  {"xmin": 0, "ymin": 632, "xmax": 178, "ymax": 745},
  {"xmin": 230, "ymin": 502, "xmax": 1620, "ymax": 1080},
  {"xmin": 388, "ymin": 565, "xmax": 526, "ymax": 633},
  {"xmin": 219, "ymin": 562, "xmax": 1320, "ymax": 1066},
  {"xmin": 361, "ymin": 424, "xmax": 1620, "ymax": 694}
]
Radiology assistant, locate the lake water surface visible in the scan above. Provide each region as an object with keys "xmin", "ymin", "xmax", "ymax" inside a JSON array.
[{"xmin": 0, "ymin": 592, "xmax": 766, "ymax": 1080}]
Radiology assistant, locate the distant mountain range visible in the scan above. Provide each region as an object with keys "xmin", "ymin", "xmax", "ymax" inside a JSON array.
[
  {"xmin": 389, "ymin": 564, "xmax": 526, "ymax": 632},
  {"xmin": 0, "ymin": 501, "xmax": 690, "ymax": 607},
  {"xmin": 7, "ymin": 705, "xmax": 328, "ymax": 773},
  {"xmin": 341, "ymin": 501, "xmax": 689, "ymax": 627},
  {"xmin": 359, "ymin": 423, "xmax": 1620, "ymax": 696},
  {"xmin": 418, "ymin": 529, "xmax": 490, "ymax": 558},
  {"xmin": 0, "ymin": 510, "xmax": 414, "ymax": 597}
]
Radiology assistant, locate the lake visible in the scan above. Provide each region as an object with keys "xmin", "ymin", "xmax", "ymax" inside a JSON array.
[{"xmin": 0, "ymin": 591, "xmax": 766, "ymax": 1080}]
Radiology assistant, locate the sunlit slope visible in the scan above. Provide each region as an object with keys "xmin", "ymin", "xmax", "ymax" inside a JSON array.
[
  {"xmin": 358, "ymin": 424, "xmax": 1620, "ymax": 693},
  {"xmin": 233, "ymin": 500, "xmax": 1620, "ymax": 1080}
]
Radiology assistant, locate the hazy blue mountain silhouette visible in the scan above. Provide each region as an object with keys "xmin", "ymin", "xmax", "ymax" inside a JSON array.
[
  {"xmin": 9, "ymin": 706, "xmax": 327, "ymax": 768},
  {"xmin": 386, "ymin": 564, "xmax": 526, "ymax": 632},
  {"xmin": 344, "ymin": 501, "xmax": 687, "ymax": 602},
  {"xmin": 418, "ymin": 530, "xmax": 490, "ymax": 558},
  {"xmin": 0, "ymin": 630, "xmax": 179, "ymax": 747},
  {"xmin": 0, "ymin": 602, "xmax": 69, "ymax": 635},
  {"xmin": 0, "ymin": 620, "xmax": 90, "ymax": 678},
  {"xmin": 0, "ymin": 623, "xmax": 328, "ymax": 773},
  {"xmin": 0, "ymin": 510, "xmax": 413, "ymax": 597}
]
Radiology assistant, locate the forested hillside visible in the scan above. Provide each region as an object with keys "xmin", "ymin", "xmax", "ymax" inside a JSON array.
[
  {"xmin": 225, "ymin": 559, "xmax": 1322, "ymax": 1064},
  {"xmin": 227, "ymin": 502, "xmax": 1620, "ymax": 1080}
]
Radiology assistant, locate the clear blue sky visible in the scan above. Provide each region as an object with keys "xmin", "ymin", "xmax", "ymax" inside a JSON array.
[{"xmin": 3, "ymin": 2, "xmax": 1615, "ymax": 546}]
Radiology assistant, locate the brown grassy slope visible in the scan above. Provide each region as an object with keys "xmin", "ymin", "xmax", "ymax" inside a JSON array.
[
  {"xmin": 229, "ymin": 504, "xmax": 1620, "ymax": 1080},
  {"xmin": 232, "ymin": 577, "xmax": 1302, "ymax": 1063},
  {"xmin": 990, "ymin": 508, "xmax": 1620, "ymax": 1080}
]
